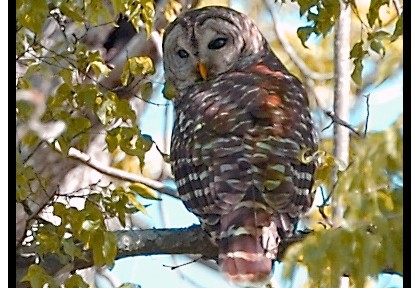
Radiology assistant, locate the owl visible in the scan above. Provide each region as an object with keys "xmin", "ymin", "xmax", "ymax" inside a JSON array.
[{"xmin": 162, "ymin": 6, "xmax": 318, "ymax": 287}]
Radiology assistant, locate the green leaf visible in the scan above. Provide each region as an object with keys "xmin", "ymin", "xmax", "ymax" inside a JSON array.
[
  {"xmin": 91, "ymin": 230, "xmax": 106, "ymax": 266},
  {"xmin": 47, "ymin": 83, "xmax": 74, "ymax": 110},
  {"xmin": 62, "ymin": 238, "xmax": 84, "ymax": 261},
  {"xmin": 140, "ymin": 82, "xmax": 153, "ymax": 101},
  {"xmin": 60, "ymin": 3, "xmax": 86, "ymax": 22},
  {"xmin": 95, "ymin": 92, "xmax": 136, "ymax": 124},
  {"xmin": 391, "ymin": 12, "xmax": 403, "ymax": 41},
  {"xmin": 141, "ymin": 134, "xmax": 153, "ymax": 152},
  {"xmin": 17, "ymin": 0, "xmax": 49, "ymax": 35},
  {"xmin": 21, "ymin": 264, "xmax": 58, "ymax": 288},
  {"xmin": 297, "ymin": 0, "xmax": 318, "ymax": 16},
  {"xmin": 103, "ymin": 231, "xmax": 117, "ymax": 266},
  {"xmin": 59, "ymin": 69, "xmax": 74, "ymax": 85},
  {"xmin": 162, "ymin": 81, "xmax": 178, "ymax": 100},
  {"xmin": 370, "ymin": 40, "xmax": 385, "ymax": 56},
  {"xmin": 367, "ymin": 0, "xmax": 390, "ymax": 27},
  {"xmin": 115, "ymin": 98, "xmax": 137, "ymax": 122},
  {"xmin": 350, "ymin": 41, "xmax": 365, "ymax": 59},
  {"xmin": 66, "ymin": 116, "xmax": 91, "ymax": 138},
  {"xmin": 110, "ymin": 0, "xmax": 125, "ymax": 15},
  {"xmin": 64, "ymin": 274, "xmax": 89, "ymax": 288},
  {"xmin": 36, "ymin": 225, "xmax": 62, "ymax": 255},
  {"xmin": 296, "ymin": 26, "xmax": 314, "ymax": 48},
  {"xmin": 53, "ymin": 202, "xmax": 67, "ymax": 218},
  {"xmin": 81, "ymin": 219, "xmax": 102, "ymax": 232},
  {"xmin": 57, "ymin": 137, "xmax": 70, "ymax": 155},
  {"xmin": 351, "ymin": 57, "xmax": 364, "ymax": 86},
  {"xmin": 17, "ymin": 78, "xmax": 32, "ymax": 89},
  {"xmin": 113, "ymin": 194, "xmax": 128, "ymax": 227},
  {"xmin": 75, "ymin": 84, "xmax": 99, "ymax": 109},
  {"xmin": 84, "ymin": 0, "xmax": 113, "ymax": 25},
  {"xmin": 368, "ymin": 30, "xmax": 390, "ymax": 41},
  {"xmin": 16, "ymin": 100, "xmax": 35, "ymax": 122},
  {"xmin": 106, "ymin": 132, "xmax": 119, "ymax": 152}
]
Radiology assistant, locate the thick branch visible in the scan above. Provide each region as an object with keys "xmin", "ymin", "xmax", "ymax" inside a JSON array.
[
  {"xmin": 16, "ymin": 225, "xmax": 305, "ymax": 287},
  {"xmin": 333, "ymin": 1, "xmax": 351, "ymax": 166},
  {"xmin": 332, "ymin": 0, "xmax": 351, "ymax": 224}
]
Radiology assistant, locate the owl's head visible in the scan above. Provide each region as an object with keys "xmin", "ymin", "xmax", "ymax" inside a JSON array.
[{"xmin": 162, "ymin": 6, "xmax": 268, "ymax": 91}]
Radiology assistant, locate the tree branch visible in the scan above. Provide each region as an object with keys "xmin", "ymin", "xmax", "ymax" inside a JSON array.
[
  {"xmin": 16, "ymin": 225, "xmax": 305, "ymax": 287},
  {"xmin": 332, "ymin": 0, "xmax": 351, "ymax": 225},
  {"xmin": 322, "ymin": 110, "xmax": 364, "ymax": 137},
  {"xmin": 61, "ymin": 145, "xmax": 179, "ymax": 199}
]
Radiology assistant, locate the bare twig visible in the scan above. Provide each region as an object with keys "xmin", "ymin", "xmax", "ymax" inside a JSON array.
[
  {"xmin": 323, "ymin": 110, "xmax": 363, "ymax": 137},
  {"xmin": 54, "ymin": 145, "xmax": 179, "ymax": 198},
  {"xmin": 317, "ymin": 206, "xmax": 334, "ymax": 228},
  {"xmin": 163, "ymin": 257, "xmax": 202, "ymax": 270},
  {"xmin": 363, "ymin": 93, "xmax": 370, "ymax": 137}
]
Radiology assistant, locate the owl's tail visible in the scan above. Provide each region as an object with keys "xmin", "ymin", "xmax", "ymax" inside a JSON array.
[{"xmin": 218, "ymin": 207, "xmax": 279, "ymax": 287}]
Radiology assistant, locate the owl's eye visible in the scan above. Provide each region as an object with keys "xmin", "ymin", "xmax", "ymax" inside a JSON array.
[
  {"xmin": 177, "ymin": 49, "xmax": 189, "ymax": 58},
  {"xmin": 208, "ymin": 37, "xmax": 227, "ymax": 50}
]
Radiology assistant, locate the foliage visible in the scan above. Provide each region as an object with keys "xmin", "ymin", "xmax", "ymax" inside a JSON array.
[
  {"xmin": 16, "ymin": 0, "xmax": 158, "ymax": 287},
  {"xmin": 16, "ymin": 0, "xmax": 403, "ymax": 287},
  {"xmin": 290, "ymin": 0, "xmax": 403, "ymax": 86},
  {"xmin": 283, "ymin": 117, "xmax": 403, "ymax": 287}
]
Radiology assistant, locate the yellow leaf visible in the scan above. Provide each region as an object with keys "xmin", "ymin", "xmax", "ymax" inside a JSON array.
[
  {"xmin": 126, "ymin": 192, "xmax": 148, "ymax": 215},
  {"xmin": 129, "ymin": 183, "xmax": 160, "ymax": 200}
]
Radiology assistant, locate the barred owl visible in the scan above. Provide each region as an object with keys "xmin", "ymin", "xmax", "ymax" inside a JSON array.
[{"xmin": 163, "ymin": 6, "xmax": 318, "ymax": 287}]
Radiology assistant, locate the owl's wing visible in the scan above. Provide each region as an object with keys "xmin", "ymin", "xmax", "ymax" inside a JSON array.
[
  {"xmin": 171, "ymin": 67, "xmax": 317, "ymax": 238},
  {"xmin": 191, "ymin": 68, "xmax": 317, "ymax": 214},
  {"xmin": 170, "ymin": 65, "xmax": 318, "ymax": 284}
]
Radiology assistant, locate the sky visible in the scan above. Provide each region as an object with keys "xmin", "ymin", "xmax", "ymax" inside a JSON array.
[{"xmin": 92, "ymin": 2, "xmax": 404, "ymax": 288}]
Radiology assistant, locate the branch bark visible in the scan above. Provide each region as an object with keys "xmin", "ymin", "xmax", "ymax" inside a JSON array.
[
  {"xmin": 16, "ymin": 225, "xmax": 305, "ymax": 287},
  {"xmin": 64, "ymin": 146, "xmax": 179, "ymax": 198}
]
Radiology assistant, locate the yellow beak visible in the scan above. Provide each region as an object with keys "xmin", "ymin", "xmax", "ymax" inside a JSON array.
[{"xmin": 197, "ymin": 62, "xmax": 208, "ymax": 81}]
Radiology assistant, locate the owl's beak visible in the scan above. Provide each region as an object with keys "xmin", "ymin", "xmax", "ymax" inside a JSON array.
[{"xmin": 197, "ymin": 62, "xmax": 208, "ymax": 81}]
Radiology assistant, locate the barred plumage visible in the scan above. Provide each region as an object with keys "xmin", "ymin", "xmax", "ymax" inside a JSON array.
[{"xmin": 163, "ymin": 6, "xmax": 318, "ymax": 287}]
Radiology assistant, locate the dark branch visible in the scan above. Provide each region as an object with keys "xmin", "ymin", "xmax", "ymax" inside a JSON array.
[
  {"xmin": 16, "ymin": 225, "xmax": 305, "ymax": 287},
  {"xmin": 363, "ymin": 93, "xmax": 370, "ymax": 137},
  {"xmin": 324, "ymin": 110, "xmax": 364, "ymax": 138}
]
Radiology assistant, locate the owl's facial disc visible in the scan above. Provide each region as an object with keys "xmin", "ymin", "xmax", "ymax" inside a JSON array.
[
  {"xmin": 162, "ymin": 6, "xmax": 267, "ymax": 91},
  {"xmin": 193, "ymin": 19, "xmax": 244, "ymax": 79}
]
